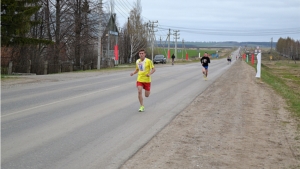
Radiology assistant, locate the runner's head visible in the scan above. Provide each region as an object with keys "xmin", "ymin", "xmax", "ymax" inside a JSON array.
[
  {"xmin": 204, "ymin": 52, "xmax": 208, "ymax": 57},
  {"xmin": 139, "ymin": 49, "xmax": 146, "ymax": 61}
]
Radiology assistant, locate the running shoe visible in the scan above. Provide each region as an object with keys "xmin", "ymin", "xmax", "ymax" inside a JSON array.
[{"xmin": 138, "ymin": 106, "xmax": 145, "ymax": 112}]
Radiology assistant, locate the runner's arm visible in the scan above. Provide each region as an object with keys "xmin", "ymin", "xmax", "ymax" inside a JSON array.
[
  {"xmin": 130, "ymin": 69, "xmax": 139, "ymax": 76},
  {"xmin": 147, "ymin": 68, "xmax": 156, "ymax": 77}
]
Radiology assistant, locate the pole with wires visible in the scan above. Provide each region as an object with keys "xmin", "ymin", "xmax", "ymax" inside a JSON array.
[
  {"xmin": 173, "ymin": 30, "xmax": 180, "ymax": 60},
  {"xmin": 97, "ymin": 0, "xmax": 103, "ymax": 69},
  {"xmin": 182, "ymin": 39, "xmax": 184, "ymax": 59},
  {"xmin": 148, "ymin": 20, "xmax": 158, "ymax": 61},
  {"xmin": 168, "ymin": 29, "xmax": 171, "ymax": 60}
]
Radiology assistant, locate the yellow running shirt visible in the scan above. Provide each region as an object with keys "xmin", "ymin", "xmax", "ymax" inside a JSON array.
[{"xmin": 136, "ymin": 58, "xmax": 154, "ymax": 82}]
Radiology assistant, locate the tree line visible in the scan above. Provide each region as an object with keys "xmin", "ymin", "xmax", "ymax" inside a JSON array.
[
  {"xmin": 276, "ymin": 37, "xmax": 300, "ymax": 60},
  {"xmin": 1, "ymin": 0, "xmax": 149, "ymax": 74}
]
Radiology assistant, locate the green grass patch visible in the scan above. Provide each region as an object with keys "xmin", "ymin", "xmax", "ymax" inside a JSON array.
[
  {"xmin": 262, "ymin": 65, "xmax": 300, "ymax": 116},
  {"xmin": 248, "ymin": 60, "xmax": 300, "ymax": 118},
  {"xmin": 251, "ymin": 53, "xmax": 300, "ymax": 118},
  {"xmin": 169, "ymin": 49, "xmax": 216, "ymax": 59},
  {"xmin": 282, "ymin": 74, "xmax": 300, "ymax": 82},
  {"xmin": 1, "ymin": 74, "xmax": 21, "ymax": 79},
  {"xmin": 275, "ymin": 62, "xmax": 300, "ymax": 67},
  {"xmin": 69, "ymin": 65, "xmax": 136, "ymax": 74},
  {"xmin": 151, "ymin": 48, "xmax": 226, "ymax": 59}
]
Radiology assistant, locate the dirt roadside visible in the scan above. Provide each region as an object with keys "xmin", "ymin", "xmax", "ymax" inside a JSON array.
[{"xmin": 121, "ymin": 61, "xmax": 300, "ymax": 169}]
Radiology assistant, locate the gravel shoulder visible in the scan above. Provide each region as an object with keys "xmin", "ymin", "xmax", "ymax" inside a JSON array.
[{"xmin": 121, "ymin": 61, "xmax": 300, "ymax": 168}]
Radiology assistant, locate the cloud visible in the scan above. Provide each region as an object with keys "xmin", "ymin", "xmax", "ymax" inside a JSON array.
[{"xmin": 115, "ymin": 0, "xmax": 300, "ymax": 41}]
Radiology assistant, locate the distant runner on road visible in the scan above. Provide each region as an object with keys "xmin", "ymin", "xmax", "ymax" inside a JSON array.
[
  {"xmin": 227, "ymin": 55, "xmax": 232, "ymax": 64},
  {"xmin": 171, "ymin": 54, "xmax": 175, "ymax": 65},
  {"xmin": 200, "ymin": 52, "xmax": 211, "ymax": 80}
]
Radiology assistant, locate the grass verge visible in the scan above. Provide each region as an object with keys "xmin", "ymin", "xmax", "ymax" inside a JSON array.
[
  {"xmin": 248, "ymin": 52, "xmax": 300, "ymax": 118},
  {"xmin": 260, "ymin": 64, "xmax": 300, "ymax": 117}
]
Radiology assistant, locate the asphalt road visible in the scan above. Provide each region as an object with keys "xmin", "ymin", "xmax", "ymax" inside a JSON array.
[{"xmin": 1, "ymin": 52, "xmax": 239, "ymax": 169}]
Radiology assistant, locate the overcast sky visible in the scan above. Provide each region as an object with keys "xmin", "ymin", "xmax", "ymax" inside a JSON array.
[{"xmin": 112, "ymin": 0, "xmax": 300, "ymax": 42}]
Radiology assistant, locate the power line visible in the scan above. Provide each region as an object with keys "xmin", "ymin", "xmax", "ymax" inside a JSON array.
[
  {"xmin": 114, "ymin": 5, "xmax": 129, "ymax": 19},
  {"xmin": 123, "ymin": 0, "xmax": 134, "ymax": 9},
  {"xmin": 159, "ymin": 24, "xmax": 300, "ymax": 32},
  {"xmin": 117, "ymin": 0, "xmax": 132, "ymax": 12},
  {"xmin": 157, "ymin": 25, "xmax": 300, "ymax": 36},
  {"xmin": 173, "ymin": 30, "xmax": 180, "ymax": 58}
]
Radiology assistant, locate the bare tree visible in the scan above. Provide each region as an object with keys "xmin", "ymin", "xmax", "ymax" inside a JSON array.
[
  {"xmin": 2, "ymin": 0, "xmax": 108, "ymax": 74},
  {"xmin": 41, "ymin": 0, "xmax": 72, "ymax": 62},
  {"xmin": 126, "ymin": 0, "xmax": 148, "ymax": 63},
  {"xmin": 276, "ymin": 37, "xmax": 299, "ymax": 63},
  {"xmin": 64, "ymin": 0, "xmax": 101, "ymax": 69}
]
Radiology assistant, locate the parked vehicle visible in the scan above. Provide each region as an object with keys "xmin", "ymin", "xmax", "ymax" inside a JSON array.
[{"xmin": 153, "ymin": 55, "xmax": 167, "ymax": 64}]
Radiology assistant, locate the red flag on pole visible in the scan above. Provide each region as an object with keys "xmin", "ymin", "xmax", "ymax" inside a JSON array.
[
  {"xmin": 114, "ymin": 45, "xmax": 118, "ymax": 60},
  {"xmin": 168, "ymin": 50, "xmax": 170, "ymax": 59},
  {"xmin": 251, "ymin": 53, "xmax": 254, "ymax": 65}
]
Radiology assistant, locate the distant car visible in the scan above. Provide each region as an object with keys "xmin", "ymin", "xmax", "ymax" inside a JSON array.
[{"xmin": 153, "ymin": 55, "xmax": 166, "ymax": 64}]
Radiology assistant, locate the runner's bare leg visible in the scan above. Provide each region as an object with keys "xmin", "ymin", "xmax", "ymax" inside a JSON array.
[
  {"xmin": 145, "ymin": 90, "xmax": 150, "ymax": 97},
  {"xmin": 202, "ymin": 67, "xmax": 206, "ymax": 77},
  {"xmin": 137, "ymin": 86, "xmax": 143, "ymax": 106}
]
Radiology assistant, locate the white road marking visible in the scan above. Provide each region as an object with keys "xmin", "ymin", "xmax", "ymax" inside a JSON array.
[{"xmin": 1, "ymin": 85, "xmax": 123, "ymax": 118}]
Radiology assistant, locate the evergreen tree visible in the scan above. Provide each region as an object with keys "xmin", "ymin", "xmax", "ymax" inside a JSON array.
[{"xmin": 1, "ymin": 0, "xmax": 52, "ymax": 46}]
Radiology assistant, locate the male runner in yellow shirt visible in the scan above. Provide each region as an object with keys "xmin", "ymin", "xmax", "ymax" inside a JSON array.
[{"xmin": 130, "ymin": 49, "xmax": 156, "ymax": 112}]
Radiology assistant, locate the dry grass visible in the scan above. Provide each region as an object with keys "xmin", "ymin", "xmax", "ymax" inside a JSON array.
[{"xmin": 259, "ymin": 52, "xmax": 300, "ymax": 117}]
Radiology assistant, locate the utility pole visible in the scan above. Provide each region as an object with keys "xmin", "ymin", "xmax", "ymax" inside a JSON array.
[
  {"xmin": 271, "ymin": 37, "xmax": 273, "ymax": 53},
  {"xmin": 97, "ymin": 0, "xmax": 103, "ymax": 69},
  {"xmin": 160, "ymin": 36, "xmax": 162, "ymax": 54},
  {"xmin": 173, "ymin": 30, "xmax": 180, "ymax": 59},
  {"xmin": 148, "ymin": 20, "xmax": 158, "ymax": 61},
  {"xmin": 291, "ymin": 45, "xmax": 293, "ymax": 59},
  {"xmin": 296, "ymin": 42, "xmax": 299, "ymax": 63},
  {"xmin": 128, "ymin": 17, "xmax": 133, "ymax": 63},
  {"xmin": 182, "ymin": 38, "xmax": 187, "ymax": 60},
  {"xmin": 297, "ymin": 42, "xmax": 299, "ymax": 59},
  {"xmin": 167, "ymin": 29, "xmax": 171, "ymax": 60},
  {"xmin": 182, "ymin": 39, "xmax": 184, "ymax": 59}
]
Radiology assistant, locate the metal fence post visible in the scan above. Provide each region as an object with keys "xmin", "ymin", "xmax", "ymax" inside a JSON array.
[
  {"xmin": 44, "ymin": 61, "xmax": 48, "ymax": 75},
  {"xmin": 8, "ymin": 61, "xmax": 13, "ymax": 75},
  {"xmin": 58, "ymin": 60, "xmax": 62, "ymax": 73},
  {"xmin": 70, "ymin": 62, "xmax": 73, "ymax": 72},
  {"xmin": 27, "ymin": 60, "xmax": 31, "ymax": 73}
]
